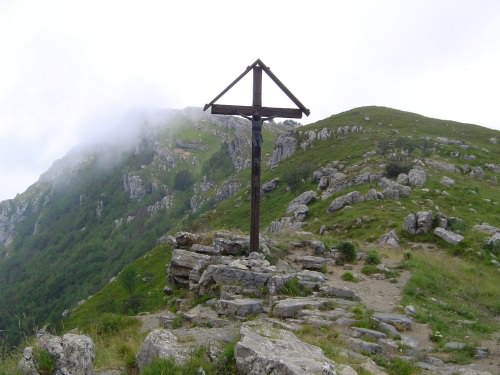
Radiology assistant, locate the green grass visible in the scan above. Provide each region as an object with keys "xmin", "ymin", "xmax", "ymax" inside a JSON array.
[
  {"xmin": 64, "ymin": 243, "xmax": 172, "ymax": 331},
  {"xmin": 401, "ymin": 251, "xmax": 500, "ymax": 345}
]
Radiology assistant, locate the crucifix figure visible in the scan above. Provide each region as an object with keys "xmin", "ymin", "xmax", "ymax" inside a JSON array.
[{"xmin": 204, "ymin": 59, "xmax": 310, "ymax": 254}]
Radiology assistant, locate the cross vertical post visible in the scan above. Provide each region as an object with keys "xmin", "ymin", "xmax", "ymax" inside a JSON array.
[{"xmin": 250, "ymin": 66, "xmax": 263, "ymax": 253}]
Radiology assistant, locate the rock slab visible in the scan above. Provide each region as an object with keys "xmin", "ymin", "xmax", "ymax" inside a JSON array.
[{"xmin": 235, "ymin": 323, "xmax": 343, "ymax": 375}]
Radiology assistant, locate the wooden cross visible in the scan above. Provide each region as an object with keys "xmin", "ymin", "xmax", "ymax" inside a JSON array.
[{"xmin": 204, "ymin": 58, "xmax": 310, "ymax": 253}]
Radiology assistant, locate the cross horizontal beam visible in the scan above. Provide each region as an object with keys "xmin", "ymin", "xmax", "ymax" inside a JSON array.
[{"xmin": 211, "ymin": 104, "xmax": 303, "ymax": 119}]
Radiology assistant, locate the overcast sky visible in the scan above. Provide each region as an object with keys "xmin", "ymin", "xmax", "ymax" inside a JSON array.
[{"xmin": 1, "ymin": 0, "xmax": 500, "ymax": 201}]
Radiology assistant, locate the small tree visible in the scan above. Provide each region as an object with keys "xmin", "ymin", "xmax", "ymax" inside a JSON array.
[
  {"xmin": 174, "ymin": 170, "xmax": 194, "ymax": 191},
  {"xmin": 337, "ymin": 242, "xmax": 357, "ymax": 263}
]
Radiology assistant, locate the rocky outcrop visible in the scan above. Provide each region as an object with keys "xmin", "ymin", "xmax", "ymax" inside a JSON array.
[
  {"xmin": 19, "ymin": 333, "xmax": 95, "ymax": 375},
  {"xmin": 296, "ymin": 255, "xmax": 327, "ymax": 271},
  {"xmin": 169, "ymin": 249, "xmax": 211, "ymax": 286},
  {"xmin": 267, "ymin": 216, "xmax": 303, "ymax": 233},
  {"xmin": 122, "ymin": 173, "xmax": 148, "ymax": 200},
  {"xmin": 268, "ymin": 132, "xmax": 297, "ymax": 167},
  {"xmin": 434, "ymin": 227, "xmax": 464, "ymax": 245},
  {"xmin": 215, "ymin": 180, "xmax": 241, "ymax": 202},
  {"xmin": 235, "ymin": 323, "xmax": 344, "ymax": 375}
]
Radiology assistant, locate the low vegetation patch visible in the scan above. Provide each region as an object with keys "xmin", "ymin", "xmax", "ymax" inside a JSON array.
[
  {"xmin": 141, "ymin": 342, "xmax": 237, "ymax": 375},
  {"xmin": 401, "ymin": 251, "xmax": 500, "ymax": 345},
  {"xmin": 341, "ymin": 272, "xmax": 357, "ymax": 282},
  {"xmin": 282, "ymin": 277, "xmax": 312, "ymax": 297},
  {"xmin": 337, "ymin": 242, "xmax": 357, "ymax": 263}
]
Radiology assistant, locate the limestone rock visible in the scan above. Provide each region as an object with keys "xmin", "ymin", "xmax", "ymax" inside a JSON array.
[
  {"xmin": 293, "ymin": 204, "xmax": 309, "ymax": 222},
  {"xmin": 372, "ymin": 313, "xmax": 412, "ymax": 331},
  {"xmin": 351, "ymin": 327, "xmax": 387, "ymax": 340},
  {"xmin": 486, "ymin": 232, "xmax": 500, "ymax": 247},
  {"xmin": 268, "ymin": 132, "xmax": 297, "ymax": 168},
  {"xmin": 379, "ymin": 178, "xmax": 411, "ymax": 199},
  {"xmin": 235, "ymin": 323, "xmax": 341, "ymax": 375},
  {"xmin": 213, "ymin": 233, "xmax": 249, "ymax": 256},
  {"xmin": 296, "ymin": 255, "xmax": 327, "ymax": 271},
  {"xmin": 273, "ymin": 297, "xmax": 334, "ymax": 318},
  {"xmin": 408, "ymin": 168, "xmax": 427, "ymax": 187},
  {"xmin": 318, "ymin": 176, "xmax": 330, "ymax": 190},
  {"xmin": 472, "ymin": 224, "xmax": 499, "ymax": 235},
  {"xmin": 287, "ymin": 191, "xmax": 317, "ymax": 214},
  {"xmin": 267, "ymin": 217, "xmax": 302, "ymax": 233},
  {"xmin": 216, "ymin": 298, "xmax": 263, "ymax": 317},
  {"xmin": 379, "ymin": 229, "xmax": 399, "ymax": 248},
  {"xmin": 469, "ymin": 167, "xmax": 484, "ymax": 178},
  {"xmin": 328, "ymin": 191, "xmax": 364, "ymax": 213},
  {"xmin": 319, "ymin": 286, "xmax": 360, "ymax": 301},
  {"xmin": 440, "ymin": 176, "xmax": 455, "ymax": 187},
  {"xmin": 434, "ymin": 227, "xmax": 464, "ymax": 245},
  {"xmin": 215, "ymin": 180, "xmax": 241, "ymax": 202},
  {"xmin": 169, "ymin": 249, "xmax": 210, "ymax": 285},
  {"xmin": 397, "ymin": 173, "xmax": 409, "ymax": 185},
  {"xmin": 425, "ymin": 159, "xmax": 458, "ymax": 173},
  {"xmin": 136, "ymin": 329, "xmax": 187, "ymax": 370},
  {"xmin": 403, "ymin": 211, "xmax": 433, "ymax": 235},
  {"xmin": 19, "ymin": 333, "xmax": 95, "ymax": 375},
  {"xmin": 175, "ymin": 231, "xmax": 199, "ymax": 248},
  {"xmin": 262, "ymin": 178, "xmax": 280, "ymax": 193},
  {"xmin": 348, "ymin": 337, "xmax": 384, "ymax": 354}
]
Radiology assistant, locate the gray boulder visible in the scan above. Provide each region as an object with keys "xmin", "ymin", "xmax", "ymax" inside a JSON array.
[
  {"xmin": 408, "ymin": 168, "xmax": 427, "ymax": 187},
  {"xmin": 434, "ymin": 227, "xmax": 464, "ymax": 245},
  {"xmin": 293, "ymin": 204, "xmax": 309, "ymax": 222},
  {"xmin": 136, "ymin": 329, "xmax": 187, "ymax": 370},
  {"xmin": 425, "ymin": 159, "xmax": 458, "ymax": 173},
  {"xmin": 19, "ymin": 333, "xmax": 95, "ymax": 375},
  {"xmin": 262, "ymin": 178, "xmax": 280, "ymax": 193},
  {"xmin": 287, "ymin": 191, "xmax": 317, "ymax": 214},
  {"xmin": 235, "ymin": 323, "xmax": 343, "ymax": 375},
  {"xmin": 440, "ymin": 176, "xmax": 455, "ymax": 187},
  {"xmin": 327, "ymin": 191, "xmax": 364, "ymax": 213},
  {"xmin": 379, "ymin": 229, "xmax": 399, "ymax": 248}
]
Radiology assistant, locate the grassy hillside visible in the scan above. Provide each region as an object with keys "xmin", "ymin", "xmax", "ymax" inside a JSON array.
[{"xmin": 1, "ymin": 106, "xmax": 500, "ymax": 374}]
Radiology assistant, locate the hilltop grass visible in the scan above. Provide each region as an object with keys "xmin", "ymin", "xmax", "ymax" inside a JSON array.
[{"xmin": 401, "ymin": 251, "xmax": 500, "ymax": 346}]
